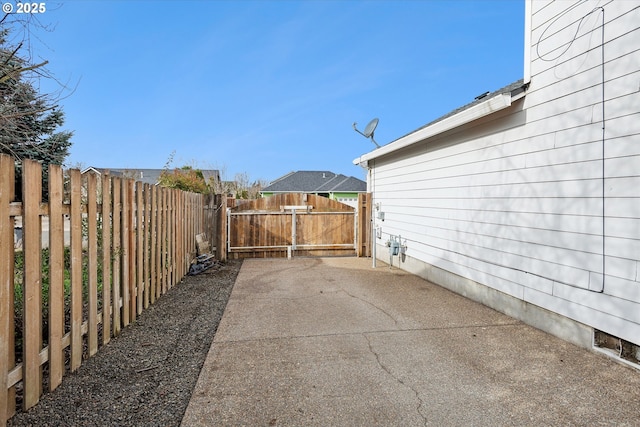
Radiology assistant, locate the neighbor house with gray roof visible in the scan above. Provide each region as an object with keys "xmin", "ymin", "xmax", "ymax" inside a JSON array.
[{"xmin": 261, "ymin": 171, "xmax": 366, "ymax": 208}]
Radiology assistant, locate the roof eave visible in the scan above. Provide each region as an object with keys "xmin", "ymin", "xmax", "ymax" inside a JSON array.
[{"xmin": 353, "ymin": 92, "xmax": 514, "ymax": 167}]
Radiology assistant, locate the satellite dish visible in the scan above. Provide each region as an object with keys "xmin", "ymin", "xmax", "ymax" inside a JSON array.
[
  {"xmin": 363, "ymin": 118, "xmax": 379, "ymax": 138},
  {"xmin": 353, "ymin": 117, "xmax": 380, "ymax": 148}
]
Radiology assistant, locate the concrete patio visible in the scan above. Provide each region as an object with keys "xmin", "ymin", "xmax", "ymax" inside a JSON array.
[{"xmin": 181, "ymin": 257, "xmax": 640, "ymax": 426}]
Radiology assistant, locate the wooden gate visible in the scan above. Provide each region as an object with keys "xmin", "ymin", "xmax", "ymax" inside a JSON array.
[{"xmin": 227, "ymin": 193, "xmax": 363, "ymax": 259}]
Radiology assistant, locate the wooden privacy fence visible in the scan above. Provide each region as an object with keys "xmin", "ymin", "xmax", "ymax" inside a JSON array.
[
  {"xmin": 227, "ymin": 193, "xmax": 371, "ymax": 259},
  {"xmin": 0, "ymin": 155, "xmax": 211, "ymax": 423}
]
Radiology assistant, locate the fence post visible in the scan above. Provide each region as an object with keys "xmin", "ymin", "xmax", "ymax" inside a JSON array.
[
  {"xmin": 101, "ymin": 173, "xmax": 112, "ymax": 344},
  {"xmin": 167, "ymin": 190, "xmax": 175, "ymax": 289},
  {"xmin": 48, "ymin": 164, "xmax": 65, "ymax": 390},
  {"xmin": 143, "ymin": 183, "xmax": 151, "ymax": 310},
  {"xmin": 69, "ymin": 169, "xmax": 83, "ymax": 372},
  {"xmin": 22, "ymin": 159, "xmax": 43, "ymax": 409},
  {"xmin": 216, "ymin": 194, "xmax": 227, "ymax": 261},
  {"xmin": 127, "ymin": 179, "xmax": 136, "ymax": 322},
  {"xmin": 357, "ymin": 193, "xmax": 371, "ymax": 257},
  {"xmin": 136, "ymin": 181, "xmax": 144, "ymax": 316},
  {"xmin": 121, "ymin": 178, "xmax": 131, "ymax": 325},
  {"xmin": 112, "ymin": 177, "xmax": 122, "ymax": 335},
  {"xmin": 87, "ymin": 172, "xmax": 99, "ymax": 357},
  {"xmin": 177, "ymin": 190, "xmax": 184, "ymax": 280},
  {"xmin": 0, "ymin": 154, "xmax": 14, "ymax": 422},
  {"xmin": 159, "ymin": 188, "xmax": 167, "ymax": 296},
  {"xmin": 150, "ymin": 185, "xmax": 158, "ymax": 304}
]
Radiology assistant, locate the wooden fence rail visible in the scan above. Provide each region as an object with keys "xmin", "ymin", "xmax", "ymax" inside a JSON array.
[
  {"xmin": 227, "ymin": 193, "xmax": 369, "ymax": 259},
  {"xmin": 0, "ymin": 155, "xmax": 209, "ymax": 423}
]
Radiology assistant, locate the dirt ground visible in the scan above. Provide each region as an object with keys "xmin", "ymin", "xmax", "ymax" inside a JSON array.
[{"xmin": 8, "ymin": 259, "xmax": 242, "ymax": 427}]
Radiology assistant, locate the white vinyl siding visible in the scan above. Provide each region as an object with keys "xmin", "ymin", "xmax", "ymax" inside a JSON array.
[{"xmin": 369, "ymin": 1, "xmax": 640, "ymax": 345}]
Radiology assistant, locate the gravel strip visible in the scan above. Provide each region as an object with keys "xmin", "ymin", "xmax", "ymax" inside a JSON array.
[{"xmin": 9, "ymin": 259, "xmax": 242, "ymax": 427}]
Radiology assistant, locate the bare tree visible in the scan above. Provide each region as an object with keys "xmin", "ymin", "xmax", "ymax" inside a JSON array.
[
  {"xmin": 0, "ymin": 7, "xmax": 74, "ymax": 163},
  {"xmin": 160, "ymin": 153, "xmax": 266, "ymax": 198}
]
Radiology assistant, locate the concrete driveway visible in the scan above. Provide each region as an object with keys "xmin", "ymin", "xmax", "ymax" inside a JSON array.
[{"xmin": 181, "ymin": 257, "xmax": 640, "ymax": 426}]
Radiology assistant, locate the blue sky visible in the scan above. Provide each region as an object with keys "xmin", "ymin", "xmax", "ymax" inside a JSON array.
[{"xmin": 25, "ymin": 0, "xmax": 524, "ymax": 183}]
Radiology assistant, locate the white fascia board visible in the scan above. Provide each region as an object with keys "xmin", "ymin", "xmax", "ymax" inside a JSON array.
[
  {"xmin": 80, "ymin": 166, "xmax": 101, "ymax": 175},
  {"xmin": 353, "ymin": 92, "xmax": 513, "ymax": 166}
]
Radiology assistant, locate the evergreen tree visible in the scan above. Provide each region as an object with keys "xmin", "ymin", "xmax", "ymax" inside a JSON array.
[{"xmin": 0, "ymin": 28, "xmax": 73, "ymax": 198}]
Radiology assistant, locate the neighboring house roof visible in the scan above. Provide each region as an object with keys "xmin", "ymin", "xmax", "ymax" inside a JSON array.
[
  {"xmin": 81, "ymin": 167, "xmax": 220, "ymax": 186},
  {"xmin": 353, "ymin": 79, "xmax": 528, "ymax": 165},
  {"xmin": 262, "ymin": 171, "xmax": 366, "ymax": 193}
]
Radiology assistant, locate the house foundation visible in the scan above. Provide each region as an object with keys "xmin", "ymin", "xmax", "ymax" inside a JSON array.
[{"xmin": 380, "ymin": 249, "xmax": 594, "ymax": 350}]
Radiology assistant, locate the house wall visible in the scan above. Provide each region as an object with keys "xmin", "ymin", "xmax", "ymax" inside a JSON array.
[
  {"xmin": 330, "ymin": 192, "xmax": 360, "ymax": 208},
  {"xmin": 369, "ymin": 0, "xmax": 640, "ymax": 349},
  {"xmin": 262, "ymin": 192, "xmax": 362, "ymax": 208}
]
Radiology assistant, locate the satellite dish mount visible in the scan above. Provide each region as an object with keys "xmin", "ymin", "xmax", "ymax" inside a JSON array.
[{"xmin": 353, "ymin": 118, "xmax": 380, "ymax": 148}]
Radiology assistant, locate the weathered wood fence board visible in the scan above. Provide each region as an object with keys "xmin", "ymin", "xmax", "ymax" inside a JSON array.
[
  {"xmin": 0, "ymin": 155, "xmax": 12, "ymax": 421},
  {"xmin": 227, "ymin": 193, "xmax": 364, "ymax": 259},
  {"xmin": 112, "ymin": 176, "xmax": 122, "ymax": 335},
  {"xmin": 22, "ymin": 160, "xmax": 42, "ymax": 408},
  {"xmin": 0, "ymin": 153, "xmax": 368, "ymax": 424},
  {"xmin": 87, "ymin": 172, "xmax": 99, "ymax": 358},
  {"xmin": 70, "ymin": 168, "xmax": 83, "ymax": 372},
  {"xmin": 48, "ymin": 164, "xmax": 65, "ymax": 391},
  {"xmin": 101, "ymin": 173, "xmax": 112, "ymax": 345},
  {"xmin": 0, "ymin": 154, "xmax": 215, "ymax": 424},
  {"xmin": 357, "ymin": 193, "xmax": 371, "ymax": 257}
]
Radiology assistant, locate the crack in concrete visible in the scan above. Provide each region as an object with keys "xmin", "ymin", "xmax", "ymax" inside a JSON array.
[
  {"xmin": 218, "ymin": 322, "xmax": 524, "ymax": 344},
  {"xmin": 338, "ymin": 288, "xmax": 399, "ymax": 326},
  {"xmin": 363, "ymin": 333, "xmax": 428, "ymax": 426}
]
